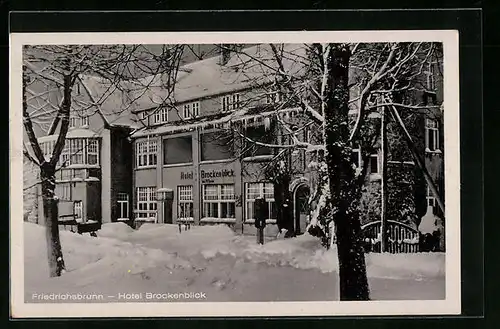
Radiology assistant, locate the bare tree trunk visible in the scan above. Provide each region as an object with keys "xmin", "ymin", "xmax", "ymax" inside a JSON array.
[
  {"xmin": 40, "ymin": 163, "xmax": 65, "ymax": 277},
  {"xmin": 324, "ymin": 44, "xmax": 370, "ymax": 301}
]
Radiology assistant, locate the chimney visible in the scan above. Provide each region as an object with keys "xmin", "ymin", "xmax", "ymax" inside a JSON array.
[{"xmin": 219, "ymin": 44, "xmax": 232, "ymax": 65}]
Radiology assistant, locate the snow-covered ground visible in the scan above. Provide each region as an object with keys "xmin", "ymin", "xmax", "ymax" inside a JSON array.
[{"xmin": 24, "ymin": 222, "xmax": 445, "ymax": 303}]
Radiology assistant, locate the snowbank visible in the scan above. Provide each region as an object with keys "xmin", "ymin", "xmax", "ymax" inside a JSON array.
[
  {"xmin": 24, "ymin": 222, "xmax": 445, "ymax": 300},
  {"xmin": 96, "ymin": 222, "xmax": 135, "ymax": 239}
]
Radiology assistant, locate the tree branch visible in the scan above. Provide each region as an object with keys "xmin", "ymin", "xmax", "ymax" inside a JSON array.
[{"xmin": 23, "ymin": 65, "xmax": 46, "ymax": 165}]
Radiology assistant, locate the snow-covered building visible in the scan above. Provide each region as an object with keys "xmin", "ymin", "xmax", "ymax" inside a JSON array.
[
  {"xmin": 24, "ymin": 72, "xmax": 139, "ymax": 230},
  {"xmin": 23, "ymin": 43, "xmax": 444, "ymax": 243},
  {"xmin": 128, "ymin": 44, "xmax": 314, "ymax": 236}
]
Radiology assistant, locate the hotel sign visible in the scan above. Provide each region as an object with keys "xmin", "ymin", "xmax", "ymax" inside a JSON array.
[
  {"xmin": 180, "ymin": 169, "xmax": 235, "ymax": 183},
  {"xmin": 180, "ymin": 172, "xmax": 194, "ymax": 180},
  {"xmin": 200, "ymin": 169, "xmax": 234, "ymax": 179}
]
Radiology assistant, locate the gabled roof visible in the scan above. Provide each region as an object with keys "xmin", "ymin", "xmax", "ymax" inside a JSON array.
[
  {"xmin": 25, "ymin": 43, "xmax": 309, "ymax": 136},
  {"xmin": 130, "ymin": 43, "xmax": 308, "ymax": 110}
]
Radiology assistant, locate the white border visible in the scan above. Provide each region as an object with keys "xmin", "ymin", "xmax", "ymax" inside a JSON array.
[{"xmin": 10, "ymin": 30, "xmax": 461, "ymax": 318}]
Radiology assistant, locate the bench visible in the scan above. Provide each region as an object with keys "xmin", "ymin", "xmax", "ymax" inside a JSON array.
[{"xmin": 58, "ymin": 215, "xmax": 101, "ymax": 237}]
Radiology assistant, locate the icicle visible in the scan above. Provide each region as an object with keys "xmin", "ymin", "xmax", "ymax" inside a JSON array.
[
  {"xmin": 244, "ymin": 118, "xmax": 248, "ymax": 130},
  {"xmin": 263, "ymin": 117, "xmax": 271, "ymax": 131}
]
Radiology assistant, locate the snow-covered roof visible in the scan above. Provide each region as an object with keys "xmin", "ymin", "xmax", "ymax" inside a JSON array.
[
  {"xmin": 37, "ymin": 128, "xmax": 101, "ymax": 143},
  {"xmin": 130, "ymin": 43, "xmax": 308, "ymax": 110},
  {"xmin": 25, "ymin": 44, "xmax": 309, "ymax": 136}
]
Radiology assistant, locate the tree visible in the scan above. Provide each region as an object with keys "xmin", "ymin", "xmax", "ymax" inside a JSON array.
[
  {"xmin": 218, "ymin": 42, "xmax": 444, "ymax": 300},
  {"xmin": 23, "ymin": 44, "xmax": 184, "ymax": 277}
]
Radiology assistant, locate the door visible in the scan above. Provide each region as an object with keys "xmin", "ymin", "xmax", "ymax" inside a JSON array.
[
  {"xmin": 117, "ymin": 193, "xmax": 129, "ymax": 220},
  {"xmin": 294, "ymin": 185, "xmax": 310, "ymax": 235},
  {"xmin": 163, "ymin": 199, "xmax": 173, "ymax": 224},
  {"xmin": 74, "ymin": 200, "xmax": 83, "ymax": 223}
]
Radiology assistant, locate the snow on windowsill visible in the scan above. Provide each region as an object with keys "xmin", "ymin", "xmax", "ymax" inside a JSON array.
[
  {"xmin": 242, "ymin": 155, "xmax": 273, "ymax": 162},
  {"xmin": 135, "ymin": 217, "xmax": 157, "ymax": 222},
  {"xmin": 176, "ymin": 217, "xmax": 194, "ymax": 223},
  {"xmin": 199, "ymin": 159, "xmax": 235, "ymax": 165},
  {"xmin": 63, "ymin": 164, "xmax": 100, "ymax": 169},
  {"xmin": 163, "ymin": 162, "xmax": 193, "ymax": 168},
  {"xmin": 425, "ymin": 148, "xmax": 442, "ymax": 154},
  {"xmin": 135, "ymin": 165, "xmax": 156, "ymax": 170},
  {"xmin": 117, "ymin": 218, "xmax": 130, "ymax": 222},
  {"xmin": 244, "ymin": 218, "xmax": 277, "ymax": 225},
  {"xmin": 200, "ymin": 217, "xmax": 236, "ymax": 224},
  {"xmin": 84, "ymin": 177, "xmax": 100, "ymax": 182}
]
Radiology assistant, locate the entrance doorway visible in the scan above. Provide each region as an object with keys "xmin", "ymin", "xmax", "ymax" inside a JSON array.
[
  {"xmin": 163, "ymin": 199, "xmax": 173, "ymax": 224},
  {"xmin": 294, "ymin": 184, "xmax": 310, "ymax": 235}
]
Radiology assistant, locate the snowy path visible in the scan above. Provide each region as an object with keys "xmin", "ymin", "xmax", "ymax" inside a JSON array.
[{"xmin": 24, "ymin": 222, "xmax": 445, "ymax": 302}]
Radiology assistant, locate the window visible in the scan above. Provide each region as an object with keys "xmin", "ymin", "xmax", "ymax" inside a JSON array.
[
  {"xmin": 221, "ymin": 93, "xmax": 240, "ymax": 111},
  {"xmin": 351, "ymin": 146, "xmax": 361, "ymax": 168},
  {"xmin": 69, "ymin": 139, "xmax": 85, "ymax": 165},
  {"xmin": 57, "ymin": 138, "xmax": 99, "ymax": 167},
  {"xmin": 183, "ymin": 102, "xmax": 200, "ymax": 119},
  {"xmin": 163, "ymin": 136, "xmax": 193, "ymax": 165},
  {"xmin": 178, "ymin": 186, "xmax": 193, "ymax": 220},
  {"xmin": 427, "ymin": 62, "xmax": 436, "ymax": 91},
  {"xmin": 60, "ymin": 141, "xmax": 70, "ymax": 166},
  {"xmin": 202, "ymin": 184, "xmax": 236, "ymax": 219},
  {"xmin": 81, "ymin": 115, "xmax": 89, "ymax": 127},
  {"xmin": 87, "ymin": 139, "xmax": 99, "ymax": 165},
  {"xmin": 74, "ymin": 201, "xmax": 83, "ymax": 221},
  {"xmin": 136, "ymin": 138, "xmax": 157, "ymax": 168},
  {"xmin": 192, "ymin": 102, "xmax": 200, "ymax": 117},
  {"xmin": 69, "ymin": 116, "xmax": 78, "ymax": 128},
  {"xmin": 42, "ymin": 140, "xmax": 55, "ymax": 161},
  {"xmin": 426, "ymin": 185, "xmax": 436, "ymax": 208},
  {"xmin": 72, "ymin": 168, "xmax": 87, "ymax": 179},
  {"xmin": 153, "ymin": 108, "xmax": 168, "ymax": 124},
  {"xmin": 136, "ymin": 187, "xmax": 157, "ymax": 219},
  {"xmin": 425, "ymin": 118, "xmax": 440, "ymax": 151},
  {"xmin": 265, "ymin": 91, "xmax": 282, "ymax": 104},
  {"xmin": 245, "ymin": 182, "xmax": 276, "ymax": 221},
  {"xmin": 200, "ymin": 131, "xmax": 234, "ymax": 161},
  {"xmin": 57, "ymin": 183, "xmax": 71, "ymax": 201},
  {"xmin": 369, "ymin": 154, "xmax": 379, "ymax": 174},
  {"xmin": 138, "ymin": 111, "xmax": 147, "ymax": 120},
  {"xmin": 244, "ymin": 123, "xmax": 275, "ymax": 157},
  {"xmin": 117, "ymin": 193, "xmax": 129, "ymax": 220}
]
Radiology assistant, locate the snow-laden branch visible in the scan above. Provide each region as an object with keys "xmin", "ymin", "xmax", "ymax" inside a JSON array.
[
  {"xmin": 349, "ymin": 43, "xmax": 397, "ymax": 142},
  {"xmin": 23, "ymin": 67, "xmax": 46, "ymax": 165}
]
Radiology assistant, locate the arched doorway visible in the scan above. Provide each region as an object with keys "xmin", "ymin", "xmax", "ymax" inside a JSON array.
[{"xmin": 293, "ymin": 184, "xmax": 310, "ymax": 235}]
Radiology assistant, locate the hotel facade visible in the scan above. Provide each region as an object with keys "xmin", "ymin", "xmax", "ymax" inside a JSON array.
[{"xmin": 24, "ymin": 43, "xmax": 444, "ymax": 238}]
